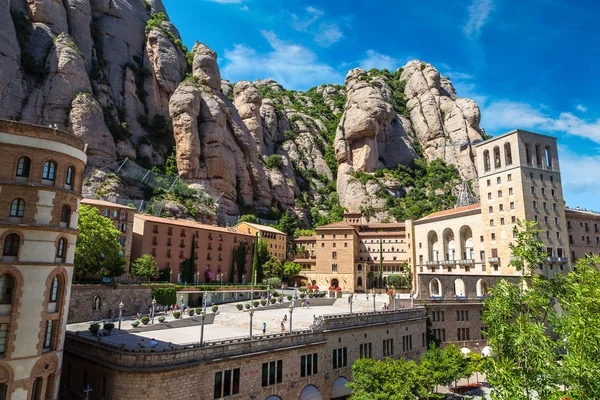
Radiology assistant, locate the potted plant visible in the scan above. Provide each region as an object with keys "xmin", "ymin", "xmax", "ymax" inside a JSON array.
[
  {"xmin": 300, "ymin": 293, "xmax": 306, "ymax": 299},
  {"xmin": 89, "ymin": 323, "xmax": 100, "ymax": 335},
  {"xmin": 270, "ymin": 298, "xmax": 277, "ymax": 304},
  {"xmin": 245, "ymin": 303, "xmax": 251, "ymax": 309},
  {"xmin": 195, "ymin": 308, "xmax": 202, "ymax": 314},
  {"xmin": 103, "ymin": 322, "xmax": 115, "ymax": 333},
  {"xmin": 141, "ymin": 316, "xmax": 150, "ymax": 325},
  {"xmin": 236, "ymin": 304, "xmax": 244, "ymax": 311},
  {"xmin": 188, "ymin": 309, "xmax": 195, "ymax": 316},
  {"xmin": 173, "ymin": 311, "xmax": 181, "ymax": 319},
  {"xmin": 287, "ymin": 295, "xmax": 292, "ymax": 301},
  {"xmin": 158, "ymin": 316, "xmax": 166, "ymax": 323},
  {"xmin": 211, "ymin": 305, "xmax": 219, "ymax": 313},
  {"xmin": 260, "ymin": 299, "xmax": 267, "ymax": 306},
  {"xmin": 131, "ymin": 320, "xmax": 140, "ymax": 328},
  {"xmin": 253, "ymin": 300, "xmax": 260, "ymax": 308}
]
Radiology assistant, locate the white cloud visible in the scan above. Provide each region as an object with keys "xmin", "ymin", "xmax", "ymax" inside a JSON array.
[
  {"xmin": 358, "ymin": 50, "xmax": 401, "ymax": 71},
  {"xmin": 576, "ymin": 104, "xmax": 588, "ymax": 112},
  {"xmin": 222, "ymin": 30, "xmax": 344, "ymax": 90},
  {"xmin": 315, "ymin": 23, "xmax": 343, "ymax": 47},
  {"xmin": 463, "ymin": 0, "xmax": 495, "ymax": 39},
  {"xmin": 290, "ymin": 7, "xmax": 344, "ymax": 47},
  {"xmin": 558, "ymin": 147, "xmax": 600, "ymax": 210},
  {"xmin": 481, "ymin": 100, "xmax": 600, "ymax": 143}
]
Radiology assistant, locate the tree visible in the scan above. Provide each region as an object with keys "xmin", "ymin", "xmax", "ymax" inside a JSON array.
[
  {"xmin": 283, "ymin": 261, "xmax": 302, "ymax": 280},
  {"xmin": 266, "ymin": 154, "xmax": 283, "ymax": 169},
  {"xmin": 441, "ymin": 344, "xmax": 469, "ymax": 389},
  {"xmin": 238, "ymin": 214, "xmax": 258, "ymax": 223},
  {"xmin": 276, "ymin": 210, "xmax": 297, "ymax": 236},
  {"xmin": 151, "ymin": 287, "xmax": 176, "ymax": 306},
  {"xmin": 251, "ymin": 237, "xmax": 269, "ymax": 284},
  {"xmin": 262, "ymin": 256, "xmax": 283, "ymax": 279},
  {"xmin": 75, "ymin": 204, "xmax": 125, "ymax": 279},
  {"xmin": 483, "ymin": 220, "xmax": 560, "ymax": 400},
  {"xmin": 349, "ymin": 357, "xmax": 430, "ymax": 400},
  {"xmin": 467, "ymin": 352, "xmax": 485, "ymax": 385},
  {"xmin": 130, "ymin": 254, "xmax": 158, "ymax": 281},
  {"xmin": 233, "ymin": 241, "xmax": 249, "ymax": 282},
  {"xmin": 420, "ymin": 342, "xmax": 448, "ymax": 392}
]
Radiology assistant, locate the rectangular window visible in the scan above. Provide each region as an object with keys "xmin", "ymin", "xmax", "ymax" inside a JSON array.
[
  {"xmin": 214, "ymin": 368, "xmax": 240, "ymax": 399},
  {"xmin": 300, "ymin": 353, "xmax": 318, "ymax": 377},
  {"xmin": 359, "ymin": 343, "xmax": 372, "ymax": 358},
  {"xmin": 500, "ymin": 217, "xmax": 505, "ymax": 225},
  {"xmin": 543, "ymin": 202, "xmax": 547, "ymax": 210},
  {"xmin": 332, "ymin": 347, "xmax": 347, "ymax": 369},
  {"xmin": 507, "ymin": 174, "xmax": 512, "ymax": 181},
  {"xmin": 531, "ymin": 186, "xmax": 536, "ymax": 194},
  {"xmin": 496, "ymin": 177, "xmax": 501, "ymax": 184},
  {"xmin": 0, "ymin": 324, "xmax": 8, "ymax": 355},
  {"xmin": 533, "ymin": 201, "xmax": 537, "ymax": 209},
  {"xmin": 511, "ymin": 216, "xmax": 516, "ymax": 223},
  {"xmin": 541, "ymin": 188, "xmax": 546, "ymax": 195},
  {"xmin": 489, "ymin": 206, "xmax": 493, "ymax": 213},
  {"xmin": 491, "ymin": 233, "xmax": 496, "ymax": 240},
  {"xmin": 553, "ymin": 203, "xmax": 557, "ymax": 211},
  {"xmin": 332, "ymin": 264, "xmax": 338, "ymax": 272},
  {"xmin": 487, "ymin": 193, "xmax": 492, "ymax": 200},
  {"xmin": 499, "ymin": 204, "xmax": 504, "ymax": 211},
  {"xmin": 509, "ymin": 187, "xmax": 513, "ymax": 195},
  {"xmin": 43, "ymin": 320, "xmax": 53, "ymax": 350},
  {"xmin": 332, "ymin": 251, "xmax": 337, "ymax": 259},
  {"xmin": 489, "ymin": 220, "xmax": 494, "ymax": 227},
  {"xmin": 486, "ymin": 179, "xmax": 491, "ymax": 187},
  {"xmin": 498, "ymin": 190, "xmax": 502, "ymax": 197},
  {"xmin": 540, "ymin": 174, "xmax": 544, "ymax": 181},
  {"xmin": 261, "ymin": 361, "xmax": 282, "ymax": 387},
  {"xmin": 550, "ymin": 175, "xmax": 554, "ymax": 182},
  {"xmin": 383, "ymin": 338, "xmax": 394, "ymax": 356}
]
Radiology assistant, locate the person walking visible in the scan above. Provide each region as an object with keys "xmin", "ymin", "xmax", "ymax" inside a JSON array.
[
  {"xmin": 306, "ymin": 300, "xmax": 310, "ymax": 309},
  {"xmin": 280, "ymin": 321, "xmax": 285, "ymax": 332},
  {"xmin": 262, "ymin": 322, "xmax": 267, "ymax": 335}
]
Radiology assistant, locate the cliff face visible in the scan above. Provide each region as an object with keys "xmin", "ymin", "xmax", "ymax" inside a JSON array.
[{"xmin": 0, "ymin": 0, "xmax": 485, "ymax": 223}]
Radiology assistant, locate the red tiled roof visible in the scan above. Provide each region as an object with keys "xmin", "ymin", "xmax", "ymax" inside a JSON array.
[
  {"xmin": 363, "ymin": 223, "xmax": 405, "ymax": 228},
  {"xmin": 134, "ymin": 214, "xmax": 254, "ymax": 236},
  {"xmin": 81, "ymin": 198, "xmax": 136, "ymax": 210},
  {"xmin": 316, "ymin": 221, "xmax": 356, "ymax": 230},
  {"xmin": 420, "ymin": 204, "xmax": 481, "ymax": 220}
]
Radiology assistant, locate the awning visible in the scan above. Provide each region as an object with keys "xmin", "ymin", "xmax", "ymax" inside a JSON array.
[
  {"xmin": 299, "ymin": 385, "xmax": 323, "ymax": 400},
  {"xmin": 266, "ymin": 397, "xmax": 282, "ymax": 400},
  {"xmin": 330, "ymin": 377, "xmax": 352, "ymax": 398},
  {"xmin": 205, "ymin": 270, "xmax": 216, "ymax": 280},
  {"xmin": 481, "ymin": 345, "xmax": 492, "ymax": 357}
]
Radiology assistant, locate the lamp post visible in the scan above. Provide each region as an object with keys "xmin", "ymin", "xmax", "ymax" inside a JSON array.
[
  {"xmin": 294, "ymin": 283, "xmax": 298, "ymax": 300},
  {"xmin": 349, "ymin": 292, "xmax": 353, "ymax": 314},
  {"xmin": 249, "ymin": 307, "xmax": 254, "ymax": 339},
  {"xmin": 151, "ymin": 297, "xmax": 156, "ymax": 324},
  {"xmin": 180, "ymin": 294, "xmax": 185, "ymax": 316},
  {"xmin": 289, "ymin": 299, "xmax": 294, "ymax": 334},
  {"xmin": 372, "ymin": 289, "xmax": 376, "ymax": 312},
  {"xmin": 203, "ymin": 291, "xmax": 208, "ymax": 313},
  {"xmin": 410, "ymin": 290, "xmax": 414, "ymax": 309},
  {"xmin": 393, "ymin": 288, "xmax": 397, "ymax": 311},
  {"xmin": 199, "ymin": 309, "xmax": 206, "ymax": 346},
  {"xmin": 118, "ymin": 301, "xmax": 124, "ymax": 331}
]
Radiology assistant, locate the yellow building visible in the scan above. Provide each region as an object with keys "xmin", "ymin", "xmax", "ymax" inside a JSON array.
[{"xmin": 235, "ymin": 222, "xmax": 287, "ymax": 261}]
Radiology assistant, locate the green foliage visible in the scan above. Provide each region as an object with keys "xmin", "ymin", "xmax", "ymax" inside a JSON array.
[
  {"xmin": 366, "ymin": 68, "xmax": 409, "ymax": 118},
  {"xmin": 420, "ymin": 343, "xmax": 468, "ymax": 389},
  {"xmin": 264, "ymin": 277, "xmax": 282, "ymax": 287},
  {"xmin": 75, "ymin": 205, "xmax": 125, "ymax": 278},
  {"xmin": 349, "ymin": 357, "xmax": 431, "ymax": 399},
  {"xmin": 386, "ymin": 158, "xmax": 461, "ymax": 221},
  {"xmin": 233, "ymin": 241, "xmax": 249, "ymax": 282},
  {"xmin": 266, "ymin": 154, "xmax": 283, "ymax": 169},
  {"xmin": 103, "ymin": 322, "xmax": 114, "ymax": 331},
  {"xmin": 151, "ymin": 287, "xmax": 177, "ymax": 306},
  {"xmin": 131, "ymin": 320, "xmax": 140, "ymax": 327},
  {"xmin": 262, "ymin": 256, "xmax": 283, "ymax": 279},
  {"xmin": 172, "ymin": 311, "xmax": 180, "ymax": 319},
  {"xmin": 188, "ymin": 308, "xmax": 195, "ymax": 316},
  {"xmin": 89, "ymin": 323, "xmax": 100, "ymax": 335},
  {"xmin": 251, "ymin": 238, "xmax": 269, "ymax": 284},
  {"xmin": 141, "ymin": 316, "xmax": 150, "ymax": 324},
  {"xmin": 238, "ymin": 214, "xmax": 258, "ymax": 223},
  {"xmin": 145, "ymin": 12, "xmax": 189, "ymax": 61},
  {"xmin": 283, "ymin": 261, "xmax": 302, "ymax": 280},
  {"xmin": 236, "ymin": 304, "xmax": 243, "ymax": 311},
  {"xmin": 294, "ymin": 228, "xmax": 315, "ymax": 238},
  {"xmin": 130, "ymin": 254, "xmax": 158, "ymax": 280},
  {"xmin": 386, "ymin": 269, "xmax": 412, "ymax": 289},
  {"xmin": 211, "ymin": 305, "xmax": 218, "ymax": 313},
  {"xmin": 158, "ymin": 316, "xmax": 166, "ymax": 322},
  {"xmin": 310, "ymin": 191, "xmax": 345, "ymax": 228},
  {"xmin": 276, "ymin": 210, "xmax": 297, "ymax": 236},
  {"xmin": 260, "ymin": 299, "xmax": 267, "ymax": 306}
]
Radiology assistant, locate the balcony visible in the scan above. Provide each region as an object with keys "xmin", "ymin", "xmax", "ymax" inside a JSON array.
[
  {"xmin": 487, "ymin": 257, "xmax": 500, "ymax": 263},
  {"xmin": 152, "ymin": 240, "xmax": 158, "ymax": 245},
  {"xmin": 439, "ymin": 260, "xmax": 455, "ymax": 265},
  {"xmin": 547, "ymin": 256, "xmax": 569, "ymax": 263},
  {"xmin": 455, "ymin": 259, "xmax": 475, "ymax": 266}
]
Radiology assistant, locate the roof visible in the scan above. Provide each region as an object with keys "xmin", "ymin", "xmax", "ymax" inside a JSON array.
[
  {"xmin": 362, "ymin": 222, "xmax": 405, "ymax": 229},
  {"xmin": 81, "ymin": 198, "xmax": 136, "ymax": 210},
  {"xmin": 565, "ymin": 208, "xmax": 600, "ymax": 219},
  {"xmin": 295, "ymin": 236, "xmax": 316, "ymax": 241},
  {"xmin": 474, "ymin": 129, "xmax": 557, "ymax": 147},
  {"xmin": 420, "ymin": 204, "xmax": 481, "ymax": 220},
  {"xmin": 135, "ymin": 214, "xmax": 254, "ymax": 236},
  {"xmin": 316, "ymin": 221, "xmax": 357, "ymax": 230},
  {"xmin": 235, "ymin": 221, "xmax": 285, "ymax": 235}
]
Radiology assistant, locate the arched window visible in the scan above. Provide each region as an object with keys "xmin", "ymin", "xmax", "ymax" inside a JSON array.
[
  {"xmin": 65, "ymin": 166, "xmax": 74, "ymax": 186},
  {"xmin": 2, "ymin": 235, "xmax": 20, "ymax": 257},
  {"xmin": 16, "ymin": 157, "xmax": 31, "ymax": 177},
  {"xmin": 42, "ymin": 161, "xmax": 56, "ymax": 181},
  {"xmin": 9, "ymin": 199, "xmax": 25, "ymax": 218},
  {"xmin": 60, "ymin": 205, "xmax": 71, "ymax": 226},
  {"xmin": 544, "ymin": 146, "xmax": 552, "ymax": 168},
  {"xmin": 535, "ymin": 144, "xmax": 542, "ymax": 166},
  {"xmin": 504, "ymin": 143, "xmax": 512, "ymax": 165},
  {"xmin": 493, "ymin": 146, "xmax": 501, "ymax": 168},
  {"xmin": 427, "ymin": 231, "xmax": 439, "ymax": 262},
  {"xmin": 483, "ymin": 150, "xmax": 490, "ymax": 172},
  {"xmin": 442, "ymin": 228, "xmax": 455, "ymax": 261},
  {"xmin": 476, "ymin": 279, "xmax": 489, "ymax": 297},
  {"xmin": 430, "ymin": 278, "xmax": 442, "ymax": 297},
  {"xmin": 0, "ymin": 274, "xmax": 15, "ymax": 304},
  {"xmin": 56, "ymin": 238, "xmax": 66, "ymax": 263},
  {"xmin": 357, "ymin": 277, "xmax": 363, "ymax": 287},
  {"xmin": 459, "ymin": 226, "xmax": 474, "ymax": 260},
  {"xmin": 454, "ymin": 278, "xmax": 466, "ymax": 297},
  {"xmin": 357, "ymin": 264, "xmax": 362, "ymax": 271},
  {"xmin": 49, "ymin": 276, "xmax": 60, "ymax": 303}
]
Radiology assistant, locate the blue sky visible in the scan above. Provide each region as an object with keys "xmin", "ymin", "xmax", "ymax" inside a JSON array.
[{"xmin": 163, "ymin": 0, "xmax": 600, "ymax": 210}]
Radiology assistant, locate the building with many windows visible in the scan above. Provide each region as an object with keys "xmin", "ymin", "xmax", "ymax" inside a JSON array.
[
  {"xmin": 80, "ymin": 199, "xmax": 135, "ymax": 276},
  {"xmin": 132, "ymin": 214, "xmax": 254, "ymax": 284},
  {"xmin": 565, "ymin": 207, "xmax": 600, "ymax": 262},
  {"xmin": 235, "ymin": 222, "xmax": 287, "ymax": 261},
  {"xmin": 0, "ymin": 120, "xmax": 86, "ymax": 399}
]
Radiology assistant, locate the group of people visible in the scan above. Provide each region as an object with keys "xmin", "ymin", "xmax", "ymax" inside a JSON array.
[
  {"xmin": 261, "ymin": 313, "xmax": 290, "ymax": 335},
  {"xmin": 137, "ymin": 338, "xmax": 159, "ymax": 348}
]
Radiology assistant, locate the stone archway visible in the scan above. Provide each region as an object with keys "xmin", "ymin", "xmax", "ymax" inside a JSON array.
[
  {"xmin": 331, "ymin": 376, "xmax": 352, "ymax": 399},
  {"xmin": 299, "ymin": 385, "xmax": 322, "ymax": 400},
  {"xmin": 330, "ymin": 278, "xmax": 339, "ymax": 289}
]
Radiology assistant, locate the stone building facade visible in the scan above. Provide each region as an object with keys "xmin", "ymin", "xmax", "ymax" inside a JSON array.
[
  {"xmin": 80, "ymin": 199, "xmax": 135, "ymax": 276},
  {"xmin": 0, "ymin": 120, "xmax": 86, "ymax": 399},
  {"xmin": 235, "ymin": 222, "xmax": 287, "ymax": 262},
  {"xmin": 565, "ymin": 208, "xmax": 600, "ymax": 262},
  {"xmin": 132, "ymin": 215, "xmax": 254, "ymax": 284},
  {"xmin": 61, "ymin": 309, "xmax": 427, "ymax": 400}
]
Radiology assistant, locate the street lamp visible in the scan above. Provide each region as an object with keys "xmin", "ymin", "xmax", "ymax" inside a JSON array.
[
  {"xmin": 203, "ymin": 291, "xmax": 208, "ymax": 313},
  {"xmin": 349, "ymin": 292, "xmax": 353, "ymax": 314},
  {"xmin": 180, "ymin": 294, "xmax": 185, "ymax": 316},
  {"xmin": 118, "ymin": 301, "xmax": 124, "ymax": 331},
  {"xmin": 289, "ymin": 299, "xmax": 295, "ymax": 334},
  {"xmin": 393, "ymin": 288, "xmax": 397, "ymax": 311},
  {"xmin": 249, "ymin": 306, "xmax": 254, "ymax": 338},
  {"xmin": 372, "ymin": 289, "xmax": 376, "ymax": 312},
  {"xmin": 410, "ymin": 290, "xmax": 414, "ymax": 309},
  {"xmin": 294, "ymin": 282, "xmax": 298, "ymax": 300},
  {"xmin": 199, "ymin": 309, "xmax": 206, "ymax": 346},
  {"xmin": 151, "ymin": 297, "xmax": 157, "ymax": 324}
]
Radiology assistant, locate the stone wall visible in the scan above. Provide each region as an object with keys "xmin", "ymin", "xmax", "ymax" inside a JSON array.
[{"xmin": 67, "ymin": 284, "xmax": 162, "ymax": 323}]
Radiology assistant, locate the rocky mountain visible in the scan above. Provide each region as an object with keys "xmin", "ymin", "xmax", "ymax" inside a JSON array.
[{"xmin": 0, "ymin": 0, "xmax": 486, "ymax": 225}]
